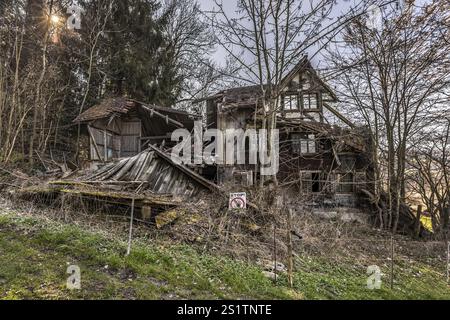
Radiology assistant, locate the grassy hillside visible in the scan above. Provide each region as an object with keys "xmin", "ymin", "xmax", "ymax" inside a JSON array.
[{"xmin": 0, "ymin": 208, "xmax": 449, "ymax": 300}]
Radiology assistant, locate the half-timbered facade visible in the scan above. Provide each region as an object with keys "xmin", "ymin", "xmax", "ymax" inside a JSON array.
[{"xmin": 201, "ymin": 56, "xmax": 373, "ymax": 206}]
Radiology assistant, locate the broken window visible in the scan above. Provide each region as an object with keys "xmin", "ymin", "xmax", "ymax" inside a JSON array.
[
  {"xmin": 337, "ymin": 173, "xmax": 354, "ymax": 193},
  {"xmin": 303, "ymin": 93, "xmax": 319, "ymax": 109},
  {"xmin": 282, "ymin": 94, "xmax": 299, "ymax": 111},
  {"xmin": 312, "ymin": 172, "xmax": 321, "ymax": 193},
  {"xmin": 292, "ymin": 133, "xmax": 317, "ymax": 154},
  {"xmin": 301, "ymin": 171, "xmax": 322, "ymax": 193}
]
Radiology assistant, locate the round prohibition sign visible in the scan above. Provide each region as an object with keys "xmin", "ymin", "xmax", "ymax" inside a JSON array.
[{"xmin": 230, "ymin": 197, "xmax": 246, "ymax": 208}]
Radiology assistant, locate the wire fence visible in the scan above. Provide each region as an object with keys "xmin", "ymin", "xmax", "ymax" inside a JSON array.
[{"xmin": 3, "ymin": 190, "xmax": 450, "ymax": 298}]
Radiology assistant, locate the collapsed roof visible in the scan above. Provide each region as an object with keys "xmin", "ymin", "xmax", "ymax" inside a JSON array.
[
  {"xmin": 74, "ymin": 97, "xmax": 196, "ymax": 136},
  {"xmin": 277, "ymin": 118, "xmax": 367, "ymax": 153},
  {"xmin": 79, "ymin": 145, "xmax": 219, "ymax": 197}
]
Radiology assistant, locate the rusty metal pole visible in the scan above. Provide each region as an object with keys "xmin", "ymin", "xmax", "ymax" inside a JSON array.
[
  {"xmin": 273, "ymin": 224, "xmax": 277, "ymax": 285},
  {"xmin": 126, "ymin": 197, "xmax": 135, "ymax": 256},
  {"xmin": 390, "ymin": 235, "xmax": 394, "ymax": 290},
  {"xmin": 447, "ymin": 241, "xmax": 449, "ymax": 285},
  {"xmin": 287, "ymin": 209, "xmax": 294, "ymax": 288}
]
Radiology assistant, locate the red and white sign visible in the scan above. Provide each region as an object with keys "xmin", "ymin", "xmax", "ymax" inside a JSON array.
[{"xmin": 229, "ymin": 192, "xmax": 247, "ymax": 209}]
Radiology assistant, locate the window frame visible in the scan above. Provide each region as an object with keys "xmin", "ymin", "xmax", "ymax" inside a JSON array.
[
  {"xmin": 300, "ymin": 171, "xmax": 323, "ymax": 194},
  {"xmin": 281, "ymin": 93, "xmax": 300, "ymax": 111},
  {"xmin": 291, "ymin": 133, "xmax": 317, "ymax": 155},
  {"xmin": 336, "ymin": 172, "xmax": 355, "ymax": 194},
  {"xmin": 303, "ymin": 92, "xmax": 319, "ymax": 110}
]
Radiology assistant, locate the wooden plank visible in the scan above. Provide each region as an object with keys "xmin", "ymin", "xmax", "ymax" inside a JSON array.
[
  {"xmin": 140, "ymin": 134, "xmax": 172, "ymax": 140},
  {"xmin": 147, "ymin": 144, "xmax": 220, "ymax": 193},
  {"xmin": 139, "ymin": 104, "xmax": 184, "ymax": 128},
  {"xmin": 87, "ymin": 126, "xmax": 105, "ymax": 162}
]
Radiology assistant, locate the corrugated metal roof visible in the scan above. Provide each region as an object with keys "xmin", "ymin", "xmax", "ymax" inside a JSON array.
[{"xmin": 80, "ymin": 146, "xmax": 219, "ymax": 196}]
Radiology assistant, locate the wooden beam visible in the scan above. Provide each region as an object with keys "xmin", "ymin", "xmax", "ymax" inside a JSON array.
[
  {"xmin": 147, "ymin": 144, "xmax": 220, "ymax": 193},
  {"xmin": 139, "ymin": 104, "xmax": 185, "ymax": 128},
  {"xmin": 87, "ymin": 126, "xmax": 105, "ymax": 163},
  {"xmin": 323, "ymin": 102, "xmax": 355, "ymax": 129},
  {"xmin": 140, "ymin": 134, "xmax": 172, "ymax": 141}
]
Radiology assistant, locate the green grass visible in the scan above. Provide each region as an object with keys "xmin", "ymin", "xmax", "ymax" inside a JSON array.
[
  {"xmin": 0, "ymin": 213, "xmax": 291, "ymax": 299},
  {"xmin": 0, "ymin": 211, "xmax": 449, "ymax": 300}
]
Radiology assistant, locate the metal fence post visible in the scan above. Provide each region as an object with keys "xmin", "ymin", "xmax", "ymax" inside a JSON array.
[
  {"xmin": 447, "ymin": 241, "xmax": 450, "ymax": 284},
  {"xmin": 126, "ymin": 197, "xmax": 135, "ymax": 256},
  {"xmin": 390, "ymin": 235, "xmax": 394, "ymax": 290},
  {"xmin": 287, "ymin": 209, "xmax": 294, "ymax": 288}
]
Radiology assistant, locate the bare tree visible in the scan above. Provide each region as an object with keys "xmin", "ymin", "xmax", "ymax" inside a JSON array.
[
  {"xmin": 326, "ymin": 0, "xmax": 450, "ymax": 232},
  {"xmin": 74, "ymin": 0, "xmax": 115, "ymax": 159},
  {"xmin": 407, "ymin": 119, "xmax": 450, "ymax": 238},
  {"xmin": 163, "ymin": 0, "xmax": 216, "ymax": 107},
  {"xmin": 208, "ymin": 0, "xmax": 342, "ymax": 186}
]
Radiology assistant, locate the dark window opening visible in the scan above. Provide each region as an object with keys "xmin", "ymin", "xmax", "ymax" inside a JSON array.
[
  {"xmin": 312, "ymin": 172, "xmax": 321, "ymax": 193},
  {"xmin": 301, "ymin": 171, "xmax": 323, "ymax": 194}
]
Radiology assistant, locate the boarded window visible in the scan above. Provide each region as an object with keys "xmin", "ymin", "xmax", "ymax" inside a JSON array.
[{"xmin": 292, "ymin": 133, "xmax": 316, "ymax": 154}]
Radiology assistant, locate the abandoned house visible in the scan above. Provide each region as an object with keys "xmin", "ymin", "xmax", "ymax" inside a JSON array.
[
  {"xmin": 74, "ymin": 97, "xmax": 196, "ymax": 169},
  {"xmin": 200, "ymin": 56, "xmax": 373, "ymax": 207},
  {"xmin": 69, "ymin": 56, "xmax": 373, "ymax": 208}
]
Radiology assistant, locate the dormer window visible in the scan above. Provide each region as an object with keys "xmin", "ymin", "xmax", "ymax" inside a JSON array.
[
  {"xmin": 303, "ymin": 93, "xmax": 319, "ymax": 110},
  {"xmin": 282, "ymin": 94, "xmax": 299, "ymax": 111}
]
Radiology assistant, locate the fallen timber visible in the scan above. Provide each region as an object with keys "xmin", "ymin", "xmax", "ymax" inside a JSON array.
[
  {"xmin": 15, "ymin": 145, "xmax": 261, "ymax": 226},
  {"xmin": 18, "ymin": 184, "xmax": 180, "ymax": 208},
  {"xmin": 14, "ymin": 145, "xmax": 220, "ymax": 225},
  {"xmin": 77, "ymin": 146, "xmax": 220, "ymax": 197}
]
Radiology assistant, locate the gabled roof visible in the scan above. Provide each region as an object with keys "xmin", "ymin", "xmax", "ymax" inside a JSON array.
[
  {"xmin": 73, "ymin": 97, "xmax": 197, "ymax": 136},
  {"xmin": 74, "ymin": 97, "xmax": 134, "ymax": 123},
  {"xmin": 279, "ymin": 56, "xmax": 338, "ymax": 102},
  {"xmin": 199, "ymin": 56, "xmax": 338, "ymax": 104}
]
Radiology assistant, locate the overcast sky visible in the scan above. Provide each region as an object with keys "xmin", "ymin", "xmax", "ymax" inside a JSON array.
[
  {"xmin": 197, "ymin": 0, "xmax": 378, "ymax": 69},
  {"xmin": 197, "ymin": 0, "xmax": 429, "ymax": 71}
]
